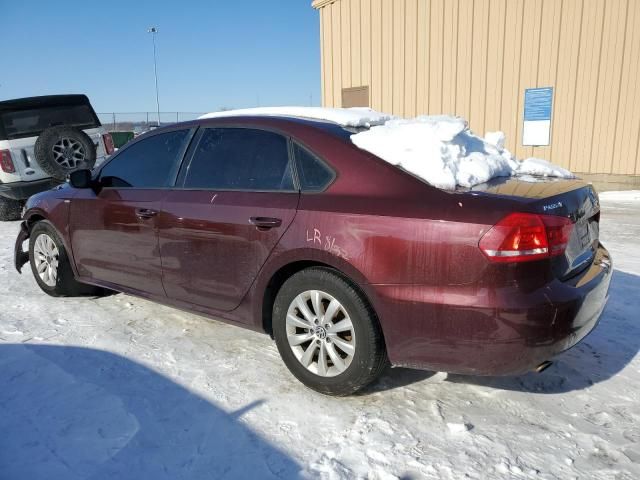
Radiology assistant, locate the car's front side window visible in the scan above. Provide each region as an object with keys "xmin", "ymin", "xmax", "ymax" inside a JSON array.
[
  {"xmin": 182, "ymin": 128, "xmax": 294, "ymax": 191},
  {"xmin": 100, "ymin": 129, "xmax": 190, "ymax": 188}
]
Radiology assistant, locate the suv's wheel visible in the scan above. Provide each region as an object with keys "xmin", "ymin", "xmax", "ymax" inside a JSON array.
[
  {"xmin": 0, "ymin": 196, "xmax": 22, "ymax": 221},
  {"xmin": 29, "ymin": 221, "xmax": 102, "ymax": 297},
  {"xmin": 34, "ymin": 126, "xmax": 97, "ymax": 181},
  {"xmin": 273, "ymin": 267, "xmax": 388, "ymax": 396}
]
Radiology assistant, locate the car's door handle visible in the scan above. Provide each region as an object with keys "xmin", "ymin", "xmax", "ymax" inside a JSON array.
[
  {"xmin": 135, "ymin": 208, "xmax": 158, "ymax": 219},
  {"xmin": 249, "ymin": 217, "xmax": 282, "ymax": 229}
]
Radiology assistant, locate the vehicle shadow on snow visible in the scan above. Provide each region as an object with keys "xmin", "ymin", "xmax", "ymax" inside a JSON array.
[
  {"xmin": 447, "ymin": 269, "xmax": 640, "ymax": 394},
  {"xmin": 0, "ymin": 344, "xmax": 301, "ymax": 480},
  {"xmin": 359, "ymin": 367, "xmax": 437, "ymax": 395}
]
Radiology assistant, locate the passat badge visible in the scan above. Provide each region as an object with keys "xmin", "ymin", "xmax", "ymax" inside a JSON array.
[{"xmin": 543, "ymin": 201, "xmax": 563, "ymax": 211}]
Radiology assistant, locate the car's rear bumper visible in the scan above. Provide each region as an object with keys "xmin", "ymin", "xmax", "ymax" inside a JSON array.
[
  {"xmin": 370, "ymin": 243, "xmax": 613, "ymax": 375},
  {"xmin": 0, "ymin": 178, "xmax": 61, "ymax": 200}
]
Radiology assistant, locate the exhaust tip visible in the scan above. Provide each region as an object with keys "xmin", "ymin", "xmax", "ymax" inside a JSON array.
[{"xmin": 534, "ymin": 361, "xmax": 553, "ymax": 373}]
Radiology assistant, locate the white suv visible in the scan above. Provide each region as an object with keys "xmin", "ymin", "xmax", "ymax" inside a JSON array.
[{"xmin": 0, "ymin": 94, "xmax": 113, "ymax": 220}]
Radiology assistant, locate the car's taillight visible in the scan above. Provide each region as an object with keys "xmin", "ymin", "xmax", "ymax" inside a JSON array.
[
  {"xmin": 479, "ymin": 212, "xmax": 574, "ymax": 263},
  {"xmin": 103, "ymin": 133, "xmax": 115, "ymax": 155},
  {"xmin": 0, "ymin": 149, "xmax": 16, "ymax": 173}
]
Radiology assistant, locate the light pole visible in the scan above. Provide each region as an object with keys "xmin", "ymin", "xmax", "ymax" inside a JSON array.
[{"xmin": 147, "ymin": 26, "xmax": 161, "ymax": 126}]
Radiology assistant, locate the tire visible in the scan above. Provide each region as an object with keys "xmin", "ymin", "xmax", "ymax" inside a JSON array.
[
  {"xmin": 273, "ymin": 267, "xmax": 388, "ymax": 396},
  {"xmin": 0, "ymin": 196, "xmax": 22, "ymax": 221},
  {"xmin": 34, "ymin": 126, "xmax": 97, "ymax": 181},
  {"xmin": 29, "ymin": 221, "xmax": 103, "ymax": 297}
]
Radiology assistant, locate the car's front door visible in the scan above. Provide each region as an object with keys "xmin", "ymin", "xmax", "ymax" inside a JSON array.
[
  {"xmin": 158, "ymin": 127, "xmax": 299, "ymax": 312},
  {"xmin": 69, "ymin": 128, "xmax": 193, "ymax": 295}
]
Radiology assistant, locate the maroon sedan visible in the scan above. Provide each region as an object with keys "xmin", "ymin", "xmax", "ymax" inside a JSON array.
[{"xmin": 14, "ymin": 115, "xmax": 612, "ymax": 395}]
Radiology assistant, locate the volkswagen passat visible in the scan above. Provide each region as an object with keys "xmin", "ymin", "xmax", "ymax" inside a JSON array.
[{"xmin": 15, "ymin": 114, "xmax": 612, "ymax": 395}]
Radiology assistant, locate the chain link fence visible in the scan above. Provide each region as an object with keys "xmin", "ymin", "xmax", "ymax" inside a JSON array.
[{"xmin": 96, "ymin": 112, "xmax": 206, "ymax": 132}]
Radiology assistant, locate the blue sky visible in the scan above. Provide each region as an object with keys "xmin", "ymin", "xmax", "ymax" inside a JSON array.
[{"xmin": 1, "ymin": 0, "xmax": 321, "ymax": 115}]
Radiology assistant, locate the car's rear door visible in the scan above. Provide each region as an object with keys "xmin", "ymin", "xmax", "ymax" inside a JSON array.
[
  {"xmin": 158, "ymin": 127, "xmax": 299, "ymax": 312},
  {"xmin": 69, "ymin": 127, "xmax": 194, "ymax": 295}
]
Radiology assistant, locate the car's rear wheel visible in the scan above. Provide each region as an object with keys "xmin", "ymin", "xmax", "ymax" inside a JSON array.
[
  {"xmin": 29, "ymin": 221, "xmax": 103, "ymax": 297},
  {"xmin": 273, "ymin": 267, "xmax": 388, "ymax": 396}
]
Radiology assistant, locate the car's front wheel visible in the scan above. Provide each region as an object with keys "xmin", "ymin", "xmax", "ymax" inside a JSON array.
[
  {"xmin": 273, "ymin": 267, "xmax": 388, "ymax": 396},
  {"xmin": 29, "ymin": 221, "xmax": 103, "ymax": 297}
]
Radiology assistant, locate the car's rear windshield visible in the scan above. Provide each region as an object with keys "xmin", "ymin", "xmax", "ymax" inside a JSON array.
[
  {"xmin": 309, "ymin": 120, "xmax": 368, "ymax": 140},
  {"xmin": 0, "ymin": 104, "xmax": 100, "ymax": 140}
]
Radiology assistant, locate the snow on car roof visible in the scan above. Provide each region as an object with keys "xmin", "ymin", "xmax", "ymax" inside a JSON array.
[
  {"xmin": 199, "ymin": 106, "xmax": 394, "ymax": 128},
  {"xmin": 199, "ymin": 107, "xmax": 574, "ymax": 189}
]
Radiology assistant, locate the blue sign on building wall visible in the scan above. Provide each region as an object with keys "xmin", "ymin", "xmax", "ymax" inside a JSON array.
[
  {"xmin": 523, "ymin": 87, "xmax": 553, "ymax": 146},
  {"xmin": 524, "ymin": 87, "xmax": 553, "ymax": 121}
]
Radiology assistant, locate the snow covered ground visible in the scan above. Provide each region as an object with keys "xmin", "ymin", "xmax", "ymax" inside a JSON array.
[{"xmin": 1, "ymin": 192, "xmax": 639, "ymax": 480}]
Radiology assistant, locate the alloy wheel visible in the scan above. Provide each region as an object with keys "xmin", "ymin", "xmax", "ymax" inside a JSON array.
[
  {"xmin": 286, "ymin": 290, "xmax": 356, "ymax": 377},
  {"xmin": 51, "ymin": 137, "xmax": 86, "ymax": 169},
  {"xmin": 33, "ymin": 233, "xmax": 59, "ymax": 287}
]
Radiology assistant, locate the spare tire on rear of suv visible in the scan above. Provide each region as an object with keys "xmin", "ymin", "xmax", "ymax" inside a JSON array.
[{"xmin": 34, "ymin": 126, "xmax": 97, "ymax": 181}]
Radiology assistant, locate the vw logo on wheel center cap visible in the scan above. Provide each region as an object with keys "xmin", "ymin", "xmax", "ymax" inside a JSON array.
[{"xmin": 314, "ymin": 325, "xmax": 327, "ymax": 340}]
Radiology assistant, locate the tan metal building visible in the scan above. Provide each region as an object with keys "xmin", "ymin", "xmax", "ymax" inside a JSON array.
[{"xmin": 312, "ymin": 0, "xmax": 640, "ymax": 189}]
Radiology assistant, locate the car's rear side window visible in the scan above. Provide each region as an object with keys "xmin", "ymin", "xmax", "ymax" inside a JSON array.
[
  {"xmin": 182, "ymin": 128, "xmax": 294, "ymax": 191},
  {"xmin": 100, "ymin": 129, "xmax": 190, "ymax": 188},
  {"xmin": 292, "ymin": 142, "xmax": 334, "ymax": 192}
]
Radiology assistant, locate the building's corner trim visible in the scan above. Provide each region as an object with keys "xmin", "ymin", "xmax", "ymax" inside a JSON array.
[{"xmin": 312, "ymin": 0, "xmax": 339, "ymax": 9}]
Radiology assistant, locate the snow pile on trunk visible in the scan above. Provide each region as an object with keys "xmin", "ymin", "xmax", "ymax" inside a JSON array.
[
  {"xmin": 516, "ymin": 157, "xmax": 575, "ymax": 179},
  {"xmin": 199, "ymin": 107, "xmax": 394, "ymax": 128},
  {"xmin": 351, "ymin": 115, "xmax": 575, "ymax": 189}
]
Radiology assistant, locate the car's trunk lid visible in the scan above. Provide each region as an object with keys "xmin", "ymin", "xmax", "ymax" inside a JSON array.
[{"xmin": 467, "ymin": 175, "xmax": 601, "ymax": 279}]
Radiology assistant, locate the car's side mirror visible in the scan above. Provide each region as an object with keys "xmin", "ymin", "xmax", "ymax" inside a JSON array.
[{"xmin": 69, "ymin": 169, "xmax": 93, "ymax": 189}]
